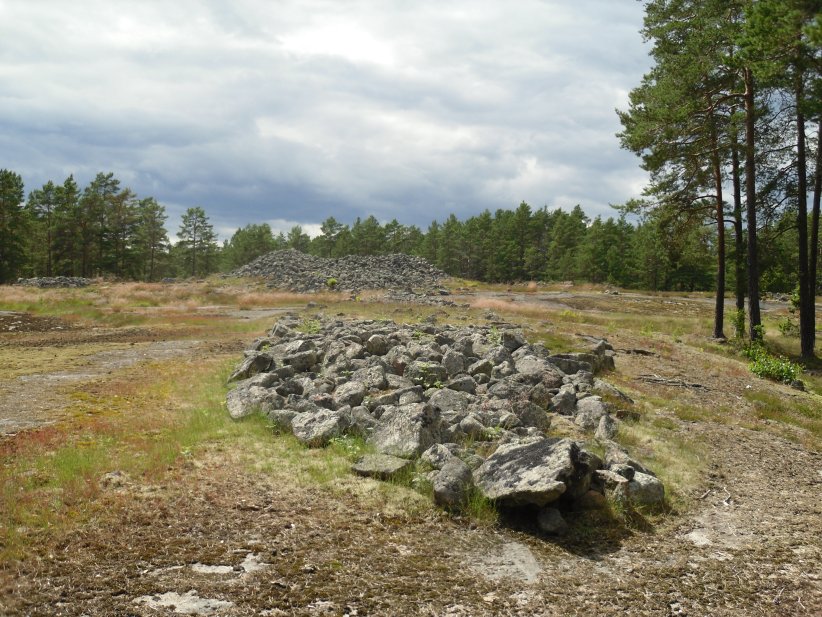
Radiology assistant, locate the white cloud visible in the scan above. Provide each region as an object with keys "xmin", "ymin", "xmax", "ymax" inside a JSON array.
[{"xmin": 0, "ymin": 0, "xmax": 651, "ymax": 231}]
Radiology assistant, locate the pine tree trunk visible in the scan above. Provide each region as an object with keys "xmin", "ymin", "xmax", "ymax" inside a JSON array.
[
  {"xmin": 810, "ymin": 120, "xmax": 821, "ymax": 354},
  {"xmin": 744, "ymin": 68, "xmax": 762, "ymax": 341},
  {"xmin": 731, "ymin": 125, "xmax": 745, "ymax": 336},
  {"xmin": 795, "ymin": 76, "xmax": 813, "ymax": 359},
  {"xmin": 709, "ymin": 109, "xmax": 725, "ymax": 339}
]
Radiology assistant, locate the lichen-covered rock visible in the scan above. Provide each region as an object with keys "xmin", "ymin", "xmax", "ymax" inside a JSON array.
[
  {"xmin": 405, "ymin": 361, "xmax": 448, "ymax": 388},
  {"xmin": 225, "ymin": 315, "xmax": 662, "ymax": 525},
  {"xmin": 626, "ymin": 472, "xmax": 665, "ymax": 507},
  {"xmin": 333, "ymin": 380, "xmax": 367, "ymax": 408},
  {"xmin": 574, "ymin": 396, "xmax": 609, "ymax": 431},
  {"xmin": 291, "ymin": 409, "xmax": 351, "ymax": 447},
  {"xmin": 595, "ymin": 413, "xmax": 619, "ymax": 441},
  {"xmin": 550, "ymin": 387, "xmax": 577, "ymax": 415},
  {"xmin": 352, "ymin": 453, "xmax": 412, "ymax": 479},
  {"xmin": 228, "ymin": 352, "xmax": 274, "ymax": 383},
  {"xmin": 433, "ymin": 457, "xmax": 473, "ymax": 508},
  {"xmin": 369, "ymin": 403, "xmax": 441, "ymax": 458},
  {"xmin": 473, "ymin": 438, "xmax": 578, "ymax": 507},
  {"xmin": 420, "ymin": 443, "xmax": 457, "ymax": 469}
]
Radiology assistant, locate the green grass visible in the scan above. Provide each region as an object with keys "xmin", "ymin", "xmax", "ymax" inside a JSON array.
[
  {"xmin": 0, "ymin": 357, "xmax": 269, "ymax": 560},
  {"xmin": 743, "ymin": 389, "xmax": 822, "ymax": 447}
]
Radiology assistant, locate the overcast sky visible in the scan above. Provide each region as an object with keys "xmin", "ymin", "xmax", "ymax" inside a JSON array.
[{"xmin": 0, "ymin": 0, "xmax": 651, "ymax": 240}]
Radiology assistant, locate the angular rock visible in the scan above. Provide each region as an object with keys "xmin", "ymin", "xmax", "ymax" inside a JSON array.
[
  {"xmin": 349, "ymin": 405, "xmax": 378, "ymax": 434},
  {"xmin": 404, "ymin": 360, "xmax": 448, "ymax": 388},
  {"xmin": 446, "ymin": 375, "xmax": 477, "ymax": 394},
  {"xmin": 459, "ymin": 414, "xmax": 486, "ymax": 439},
  {"xmin": 550, "ymin": 387, "xmax": 577, "ymax": 415},
  {"xmin": 595, "ymin": 413, "xmax": 619, "ymax": 441},
  {"xmin": 548, "ymin": 354, "xmax": 593, "ymax": 375},
  {"xmin": 369, "ymin": 403, "xmax": 441, "ymax": 458},
  {"xmin": 420, "ymin": 443, "xmax": 456, "ymax": 470},
  {"xmin": 265, "ymin": 408, "xmax": 298, "ymax": 431},
  {"xmin": 427, "ymin": 388, "xmax": 472, "ymax": 424},
  {"xmin": 291, "ymin": 408, "xmax": 351, "ymax": 447},
  {"xmin": 352, "ymin": 453, "xmax": 411, "ymax": 479},
  {"xmin": 467, "ymin": 358, "xmax": 493, "ymax": 377},
  {"xmin": 283, "ymin": 350, "xmax": 318, "ymax": 372},
  {"xmin": 364, "ymin": 334, "xmax": 389, "ymax": 356},
  {"xmin": 574, "ymin": 396, "xmax": 609, "ymax": 431},
  {"xmin": 592, "ymin": 378, "xmax": 634, "ymax": 404},
  {"xmin": 226, "ymin": 384, "xmax": 262, "ymax": 420},
  {"xmin": 537, "ymin": 506, "xmax": 568, "ymax": 535},
  {"xmin": 333, "ymin": 380, "xmax": 366, "ymax": 408},
  {"xmin": 350, "ymin": 365, "xmax": 389, "ymax": 390},
  {"xmin": 433, "ymin": 458, "xmax": 473, "ymax": 508},
  {"xmin": 228, "ymin": 352, "xmax": 274, "ymax": 382},
  {"xmin": 529, "ymin": 382, "xmax": 554, "ymax": 409},
  {"xmin": 441, "ymin": 349, "xmax": 466, "ymax": 377},
  {"xmin": 501, "ymin": 330, "xmax": 526, "ymax": 352},
  {"xmin": 512, "ymin": 401, "xmax": 551, "ymax": 431},
  {"xmin": 473, "ymin": 438, "xmax": 578, "ymax": 507},
  {"xmin": 626, "ymin": 472, "xmax": 665, "ymax": 507}
]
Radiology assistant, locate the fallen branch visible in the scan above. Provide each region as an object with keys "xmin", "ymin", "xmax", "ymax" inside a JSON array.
[{"xmin": 637, "ymin": 374, "xmax": 709, "ymax": 389}]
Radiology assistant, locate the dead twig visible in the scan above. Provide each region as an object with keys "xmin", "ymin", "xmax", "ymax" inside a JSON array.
[{"xmin": 637, "ymin": 374, "xmax": 709, "ymax": 390}]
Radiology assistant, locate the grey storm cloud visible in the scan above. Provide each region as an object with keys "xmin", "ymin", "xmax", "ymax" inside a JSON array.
[{"xmin": 0, "ymin": 0, "xmax": 651, "ymax": 238}]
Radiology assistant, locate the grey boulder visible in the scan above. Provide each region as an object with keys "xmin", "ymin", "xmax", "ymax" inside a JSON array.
[
  {"xmin": 352, "ymin": 453, "xmax": 411, "ymax": 479},
  {"xmin": 369, "ymin": 403, "xmax": 441, "ymax": 458},
  {"xmin": 433, "ymin": 457, "xmax": 473, "ymax": 508},
  {"xmin": 473, "ymin": 438, "xmax": 579, "ymax": 507},
  {"xmin": 291, "ymin": 408, "xmax": 351, "ymax": 447}
]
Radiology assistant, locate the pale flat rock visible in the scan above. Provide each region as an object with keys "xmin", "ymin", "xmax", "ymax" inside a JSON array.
[{"xmin": 134, "ymin": 590, "xmax": 234, "ymax": 614}]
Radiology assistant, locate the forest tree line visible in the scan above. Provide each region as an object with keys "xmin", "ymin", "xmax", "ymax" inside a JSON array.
[{"xmin": 0, "ymin": 167, "xmax": 814, "ymax": 297}]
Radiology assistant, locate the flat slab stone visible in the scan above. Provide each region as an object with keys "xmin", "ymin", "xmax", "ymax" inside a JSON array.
[
  {"xmin": 133, "ymin": 590, "xmax": 234, "ymax": 614},
  {"xmin": 474, "ymin": 438, "xmax": 577, "ymax": 506},
  {"xmin": 352, "ymin": 453, "xmax": 412, "ymax": 479}
]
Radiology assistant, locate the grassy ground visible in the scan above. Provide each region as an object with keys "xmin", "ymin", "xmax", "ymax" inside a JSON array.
[{"xmin": 1, "ymin": 280, "xmax": 820, "ymax": 615}]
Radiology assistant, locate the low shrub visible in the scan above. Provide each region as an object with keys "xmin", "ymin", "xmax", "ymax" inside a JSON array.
[{"xmin": 743, "ymin": 343, "xmax": 802, "ymax": 384}]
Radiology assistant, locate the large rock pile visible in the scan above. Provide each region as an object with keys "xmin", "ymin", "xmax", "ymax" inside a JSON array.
[
  {"xmin": 231, "ymin": 249, "xmax": 446, "ymax": 292},
  {"xmin": 16, "ymin": 276, "xmax": 92, "ymax": 288},
  {"xmin": 226, "ymin": 316, "xmax": 665, "ymax": 531}
]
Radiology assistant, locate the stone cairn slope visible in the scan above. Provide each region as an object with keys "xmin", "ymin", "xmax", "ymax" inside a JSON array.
[
  {"xmin": 231, "ymin": 249, "xmax": 446, "ymax": 292},
  {"xmin": 16, "ymin": 276, "xmax": 92, "ymax": 288},
  {"xmin": 226, "ymin": 315, "xmax": 664, "ymax": 533}
]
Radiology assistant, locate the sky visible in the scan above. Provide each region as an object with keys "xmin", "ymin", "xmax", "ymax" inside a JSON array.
[{"xmin": 0, "ymin": 0, "xmax": 651, "ymax": 240}]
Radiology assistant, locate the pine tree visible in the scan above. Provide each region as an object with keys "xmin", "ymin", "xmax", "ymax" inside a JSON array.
[
  {"xmin": 177, "ymin": 207, "xmax": 217, "ymax": 277},
  {"xmin": 26, "ymin": 180, "xmax": 59, "ymax": 276},
  {"xmin": 0, "ymin": 169, "xmax": 26, "ymax": 283},
  {"xmin": 136, "ymin": 197, "xmax": 169, "ymax": 280}
]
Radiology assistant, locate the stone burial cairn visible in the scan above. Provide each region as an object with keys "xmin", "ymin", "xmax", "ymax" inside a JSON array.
[
  {"xmin": 226, "ymin": 315, "xmax": 665, "ymax": 533},
  {"xmin": 231, "ymin": 248, "xmax": 447, "ymax": 293},
  {"xmin": 16, "ymin": 276, "xmax": 92, "ymax": 288}
]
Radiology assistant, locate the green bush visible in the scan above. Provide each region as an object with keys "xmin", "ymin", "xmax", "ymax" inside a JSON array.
[{"xmin": 744, "ymin": 343, "xmax": 802, "ymax": 384}]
